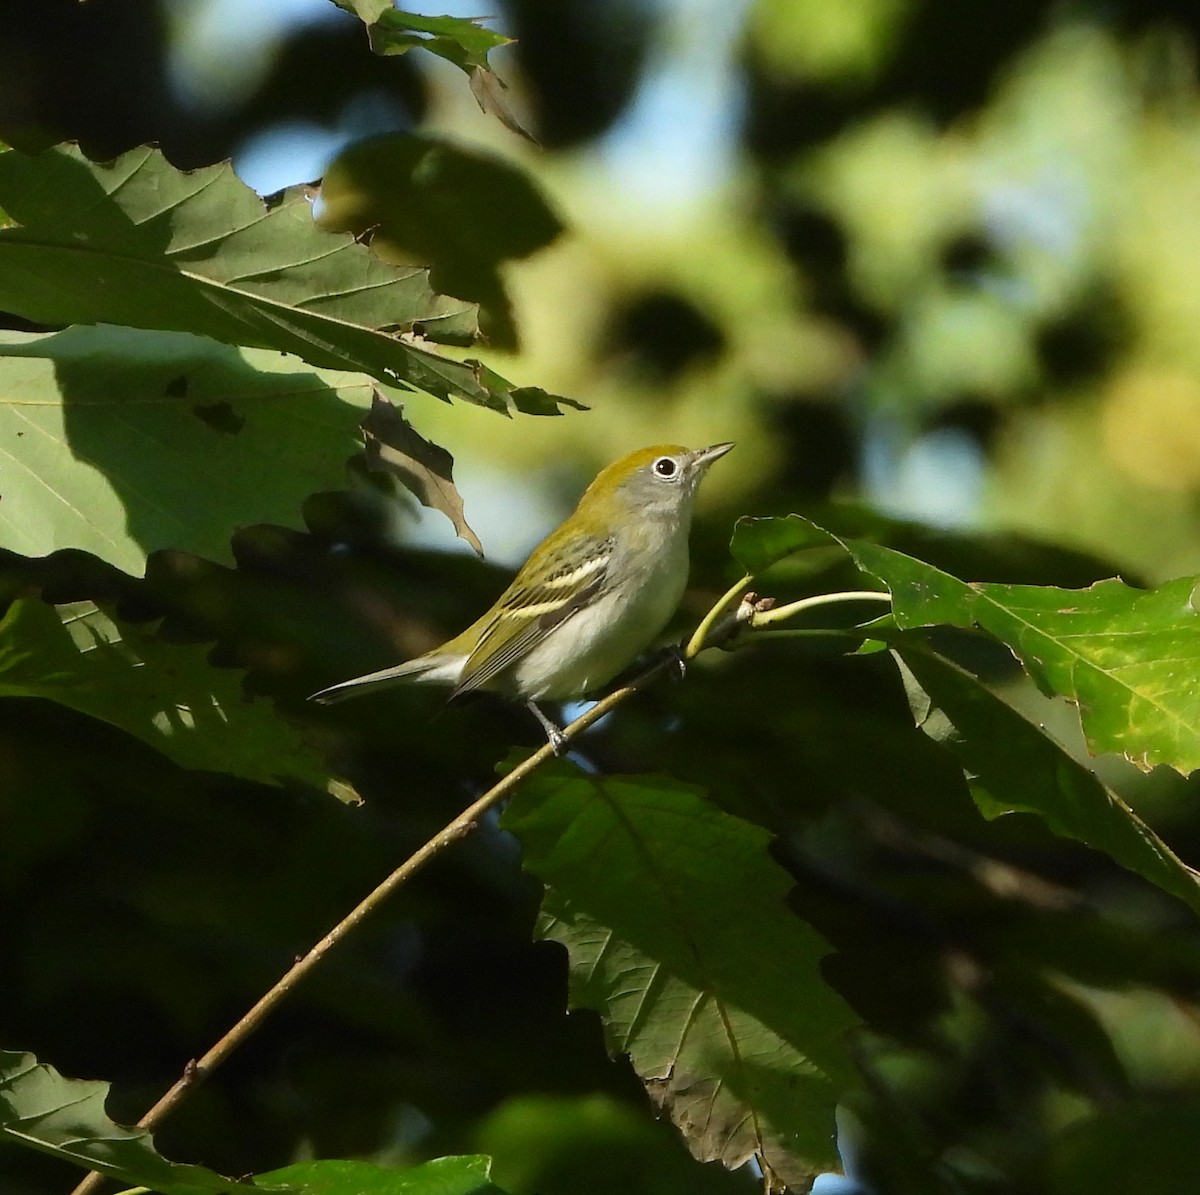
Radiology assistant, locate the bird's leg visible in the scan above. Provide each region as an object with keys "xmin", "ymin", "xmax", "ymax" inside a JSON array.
[{"xmin": 527, "ymin": 701, "xmax": 568, "ymax": 755}]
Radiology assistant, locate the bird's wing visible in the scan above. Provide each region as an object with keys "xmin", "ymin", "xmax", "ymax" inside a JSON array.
[{"xmin": 452, "ymin": 538, "xmax": 613, "ymax": 697}]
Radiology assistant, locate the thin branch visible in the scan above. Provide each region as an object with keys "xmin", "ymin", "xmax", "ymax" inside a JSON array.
[
  {"xmin": 68, "ymin": 579, "xmax": 883, "ymax": 1195},
  {"xmin": 66, "ymin": 652, "xmax": 680, "ymax": 1195}
]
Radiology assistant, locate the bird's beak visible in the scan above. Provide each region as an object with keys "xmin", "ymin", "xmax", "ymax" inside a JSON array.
[{"xmin": 693, "ymin": 442, "xmax": 735, "ymax": 470}]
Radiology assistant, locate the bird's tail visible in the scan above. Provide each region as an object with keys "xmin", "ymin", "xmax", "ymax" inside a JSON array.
[{"xmin": 309, "ymin": 653, "xmax": 459, "ymax": 705}]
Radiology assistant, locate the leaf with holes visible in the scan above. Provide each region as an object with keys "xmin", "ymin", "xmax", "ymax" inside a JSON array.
[
  {"xmin": 502, "ymin": 762, "xmax": 858, "ymax": 1192},
  {"xmin": 0, "ymin": 142, "xmax": 566, "ymax": 413}
]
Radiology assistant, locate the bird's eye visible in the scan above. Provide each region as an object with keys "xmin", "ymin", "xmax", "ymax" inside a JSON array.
[{"xmin": 653, "ymin": 457, "xmax": 677, "ymax": 478}]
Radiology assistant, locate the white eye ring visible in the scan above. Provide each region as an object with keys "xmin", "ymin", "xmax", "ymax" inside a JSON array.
[{"xmin": 653, "ymin": 456, "xmax": 678, "ymax": 478}]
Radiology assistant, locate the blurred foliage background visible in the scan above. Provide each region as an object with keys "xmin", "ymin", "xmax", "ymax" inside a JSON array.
[{"xmin": 7, "ymin": 2, "xmax": 1200, "ymax": 1194}]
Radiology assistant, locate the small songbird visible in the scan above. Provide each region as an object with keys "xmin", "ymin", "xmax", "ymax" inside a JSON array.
[{"xmin": 310, "ymin": 442, "xmax": 733, "ymax": 746}]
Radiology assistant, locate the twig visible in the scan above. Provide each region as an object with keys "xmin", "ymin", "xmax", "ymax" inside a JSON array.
[
  {"xmin": 68, "ymin": 579, "xmax": 883, "ymax": 1195},
  {"xmin": 66, "ymin": 653, "xmax": 679, "ymax": 1195}
]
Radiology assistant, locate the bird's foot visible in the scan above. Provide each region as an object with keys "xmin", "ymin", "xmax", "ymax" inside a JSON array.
[{"xmin": 527, "ymin": 701, "xmax": 569, "ymax": 756}]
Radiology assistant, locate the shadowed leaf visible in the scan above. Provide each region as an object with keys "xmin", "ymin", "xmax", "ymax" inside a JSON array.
[
  {"xmin": 0, "ymin": 1050, "xmax": 284, "ymax": 1194},
  {"xmin": 360, "ymin": 389, "xmax": 483, "ymax": 556},
  {"xmin": 893, "ymin": 645, "xmax": 1200, "ymax": 916},
  {"xmin": 317, "ymin": 135, "xmax": 562, "ymax": 350},
  {"xmin": 0, "ymin": 598, "xmax": 353, "ymax": 801},
  {"xmin": 0, "ymin": 326, "xmax": 425, "ymax": 573},
  {"xmin": 502, "ymin": 762, "xmax": 858, "ymax": 1192}
]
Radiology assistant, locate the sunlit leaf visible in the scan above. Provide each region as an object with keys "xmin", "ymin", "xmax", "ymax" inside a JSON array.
[
  {"xmin": 860, "ymin": 546, "xmax": 1200, "ymax": 776},
  {"xmin": 264, "ymin": 1155, "xmax": 511, "ymax": 1194},
  {"xmin": 0, "ymin": 142, "xmax": 554, "ymax": 412},
  {"xmin": 734, "ymin": 515, "xmax": 1200, "ymax": 776},
  {"xmin": 0, "ymin": 598, "xmax": 351, "ymax": 800},
  {"xmin": 329, "ymin": 2, "xmax": 509, "ymax": 72}
]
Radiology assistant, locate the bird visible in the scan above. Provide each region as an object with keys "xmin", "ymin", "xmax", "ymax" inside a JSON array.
[{"xmin": 310, "ymin": 442, "xmax": 734, "ymax": 747}]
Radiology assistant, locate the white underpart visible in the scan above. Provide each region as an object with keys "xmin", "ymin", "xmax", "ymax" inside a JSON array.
[{"xmin": 508, "ymin": 527, "xmax": 689, "ymax": 701}]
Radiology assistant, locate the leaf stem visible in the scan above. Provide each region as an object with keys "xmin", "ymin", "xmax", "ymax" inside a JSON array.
[
  {"xmin": 684, "ymin": 573, "xmax": 752, "ymax": 659},
  {"xmin": 750, "ymin": 588, "xmax": 890, "ymax": 629}
]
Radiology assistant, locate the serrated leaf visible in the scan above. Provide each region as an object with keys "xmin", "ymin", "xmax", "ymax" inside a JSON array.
[
  {"xmin": 892, "ymin": 646, "xmax": 1200, "ymax": 916},
  {"xmin": 360, "ymin": 389, "xmax": 483, "ymax": 556},
  {"xmin": 263, "ymin": 1155, "xmax": 511, "ymax": 1195},
  {"xmin": 857, "ymin": 546, "xmax": 1200, "ymax": 776},
  {"xmin": 0, "ymin": 1049, "xmax": 286, "ymax": 1194},
  {"xmin": 0, "ymin": 598, "xmax": 350, "ymax": 799},
  {"xmin": 0, "ymin": 142, "xmax": 545, "ymax": 412},
  {"xmin": 502, "ymin": 763, "xmax": 858, "ymax": 1193}
]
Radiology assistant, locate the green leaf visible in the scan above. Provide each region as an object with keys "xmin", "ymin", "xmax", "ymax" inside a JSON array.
[
  {"xmin": 502, "ymin": 763, "xmax": 859, "ymax": 1191},
  {"xmin": 730, "ymin": 514, "xmax": 843, "ymax": 577},
  {"xmin": 0, "ymin": 325, "xmax": 399, "ymax": 572},
  {"xmin": 0, "ymin": 142, "xmax": 549, "ymax": 412},
  {"xmin": 893, "ymin": 646, "xmax": 1200, "ymax": 916},
  {"xmin": 1048, "ymin": 1100, "xmax": 1200, "ymax": 1195},
  {"xmin": 733, "ymin": 515, "xmax": 1200, "ymax": 776},
  {"xmin": 327, "ymin": 7, "xmax": 532, "ymax": 143},
  {"xmin": 263, "ymin": 1155, "xmax": 511, "ymax": 1195},
  {"xmin": 858, "ymin": 546, "xmax": 1200, "ymax": 776},
  {"xmin": 329, "ymin": 3, "xmax": 509, "ymax": 73},
  {"xmin": 0, "ymin": 1049, "xmax": 285, "ymax": 1194},
  {"xmin": 0, "ymin": 599, "xmax": 350, "ymax": 800}
]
